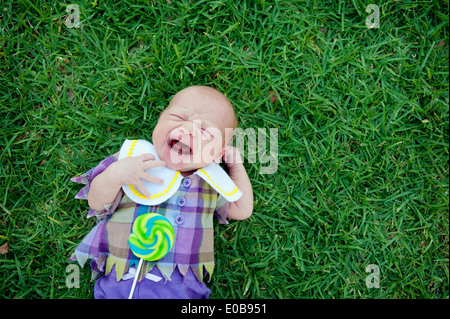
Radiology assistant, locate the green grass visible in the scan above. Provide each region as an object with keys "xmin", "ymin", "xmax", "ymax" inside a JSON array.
[{"xmin": 0, "ymin": 0, "xmax": 448, "ymax": 299}]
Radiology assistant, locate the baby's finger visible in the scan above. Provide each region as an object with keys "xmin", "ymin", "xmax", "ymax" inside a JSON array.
[
  {"xmin": 222, "ymin": 147, "xmax": 234, "ymax": 161},
  {"xmin": 141, "ymin": 172, "xmax": 164, "ymax": 185},
  {"xmin": 143, "ymin": 160, "xmax": 166, "ymax": 169},
  {"xmin": 134, "ymin": 180, "xmax": 151, "ymax": 198},
  {"xmin": 139, "ymin": 153, "xmax": 156, "ymax": 161}
]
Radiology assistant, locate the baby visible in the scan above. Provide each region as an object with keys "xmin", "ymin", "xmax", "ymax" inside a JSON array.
[{"xmin": 71, "ymin": 85, "xmax": 253, "ymax": 299}]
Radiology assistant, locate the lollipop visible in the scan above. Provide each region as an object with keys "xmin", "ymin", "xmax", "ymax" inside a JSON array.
[
  {"xmin": 127, "ymin": 213, "xmax": 174, "ymax": 299},
  {"xmin": 128, "ymin": 213, "xmax": 174, "ymax": 260}
]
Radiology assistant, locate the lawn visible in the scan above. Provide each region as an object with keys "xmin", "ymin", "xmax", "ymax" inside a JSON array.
[{"xmin": 0, "ymin": 0, "xmax": 448, "ymax": 299}]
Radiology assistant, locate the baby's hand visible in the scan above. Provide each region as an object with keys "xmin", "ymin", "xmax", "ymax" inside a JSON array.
[
  {"xmin": 219, "ymin": 145, "xmax": 254, "ymax": 220},
  {"xmin": 111, "ymin": 154, "xmax": 166, "ymax": 198},
  {"xmin": 221, "ymin": 146, "xmax": 243, "ymax": 170}
]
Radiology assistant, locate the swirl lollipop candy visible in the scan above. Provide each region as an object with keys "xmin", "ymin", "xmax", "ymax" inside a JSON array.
[
  {"xmin": 128, "ymin": 213, "xmax": 175, "ymax": 261},
  {"xmin": 127, "ymin": 213, "xmax": 175, "ymax": 299}
]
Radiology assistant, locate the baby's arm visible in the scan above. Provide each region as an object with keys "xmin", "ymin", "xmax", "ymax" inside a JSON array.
[
  {"xmin": 88, "ymin": 153, "xmax": 166, "ymax": 212},
  {"xmin": 222, "ymin": 146, "xmax": 253, "ymax": 220}
]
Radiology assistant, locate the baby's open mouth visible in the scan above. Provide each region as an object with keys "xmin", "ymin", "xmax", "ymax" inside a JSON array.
[{"xmin": 169, "ymin": 138, "xmax": 192, "ymax": 156}]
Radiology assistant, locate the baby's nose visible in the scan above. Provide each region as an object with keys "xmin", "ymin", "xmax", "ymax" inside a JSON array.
[{"xmin": 179, "ymin": 125, "xmax": 196, "ymax": 137}]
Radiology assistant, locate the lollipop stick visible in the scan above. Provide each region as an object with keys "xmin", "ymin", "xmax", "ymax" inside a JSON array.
[{"xmin": 128, "ymin": 258, "xmax": 143, "ymax": 299}]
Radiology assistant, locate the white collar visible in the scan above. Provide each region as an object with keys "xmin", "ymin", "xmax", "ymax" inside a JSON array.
[{"xmin": 118, "ymin": 139, "xmax": 242, "ymax": 206}]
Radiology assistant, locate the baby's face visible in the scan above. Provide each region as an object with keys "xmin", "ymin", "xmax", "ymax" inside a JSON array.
[{"xmin": 152, "ymin": 87, "xmax": 235, "ymax": 173}]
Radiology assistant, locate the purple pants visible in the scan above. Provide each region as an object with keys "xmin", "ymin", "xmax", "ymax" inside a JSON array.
[{"xmin": 94, "ymin": 266, "xmax": 211, "ymax": 299}]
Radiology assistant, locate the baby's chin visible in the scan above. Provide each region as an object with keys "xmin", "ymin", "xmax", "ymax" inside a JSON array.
[{"xmin": 162, "ymin": 163, "xmax": 199, "ymax": 177}]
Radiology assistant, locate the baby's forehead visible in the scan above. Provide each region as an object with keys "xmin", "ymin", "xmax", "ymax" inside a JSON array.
[{"xmin": 168, "ymin": 99, "xmax": 230, "ymax": 120}]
